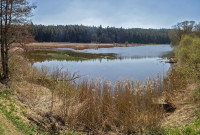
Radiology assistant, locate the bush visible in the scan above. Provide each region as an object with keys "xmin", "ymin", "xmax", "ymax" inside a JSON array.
[{"xmin": 177, "ymin": 35, "xmax": 200, "ymax": 80}]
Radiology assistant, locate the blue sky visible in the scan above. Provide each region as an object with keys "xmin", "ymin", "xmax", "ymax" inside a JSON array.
[{"xmin": 29, "ymin": 0, "xmax": 200, "ymax": 28}]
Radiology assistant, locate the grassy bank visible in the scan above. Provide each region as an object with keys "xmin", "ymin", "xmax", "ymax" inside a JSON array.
[
  {"xmin": 0, "ymin": 45, "xmax": 199, "ymax": 134},
  {"xmin": 0, "ymin": 86, "xmax": 47, "ymax": 135},
  {"xmin": 0, "ymin": 54, "xmax": 171, "ymax": 134},
  {"xmin": 160, "ymin": 83, "xmax": 200, "ymax": 134},
  {"xmin": 158, "ymin": 34, "xmax": 200, "ymax": 134}
]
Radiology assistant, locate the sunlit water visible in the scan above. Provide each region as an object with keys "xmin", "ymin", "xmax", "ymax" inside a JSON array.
[{"xmin": 33, "ymin": 45, "xmax": 173, "ymax": 82}]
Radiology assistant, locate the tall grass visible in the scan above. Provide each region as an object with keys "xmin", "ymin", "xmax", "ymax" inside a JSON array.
[
  {"xmin": 63, "ymin": 78, "xmax": 165, "ymax": 133},
  {"xmin": 8, "ymin": 55, "xmax": 168, "ymax": 134}
]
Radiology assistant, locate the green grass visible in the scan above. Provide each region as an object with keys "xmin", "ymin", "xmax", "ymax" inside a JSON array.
[
  {"xmin": 27, "ymin": 50, "xmax": 116, "ymax": 62},
  {"xmin": 0, "ymin": 89, "xmax": 48, "ymax": 135},
  {"xmin": 147, "ymin": 111, "xmax": 200, "ymax": 135},
  {"xmin": 162, "ymin": 120, "xmax": 200, "ymax": 135},
  {"xmin": 193, "ymin": 88, "xmax": 200, "ymax": 103},
  {"xmin": 0, "ymin": 88, "xmax": 78, "ymax": 135},
  {"xmin": 0, "ymin": 124, "xmax": 5, "ymax": 135}
]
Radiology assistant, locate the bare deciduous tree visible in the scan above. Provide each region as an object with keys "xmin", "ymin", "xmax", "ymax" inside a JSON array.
[
  {"xmin": 169, "ymin": 21, "xmax": 195, "ymax": 46},
  {"xmin": 0, "ymin": 0, "xmax": 35, "ymax": 83}
]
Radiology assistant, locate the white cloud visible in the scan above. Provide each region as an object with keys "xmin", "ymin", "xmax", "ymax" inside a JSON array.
[{"xmin": 31, "ymin": 0, "xmax": 200, "ymax": 28}]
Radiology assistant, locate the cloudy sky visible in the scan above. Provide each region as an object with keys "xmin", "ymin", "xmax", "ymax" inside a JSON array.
[{"xmin": 29, "ymin": 0, "xmax": 200, "ymax": 29}]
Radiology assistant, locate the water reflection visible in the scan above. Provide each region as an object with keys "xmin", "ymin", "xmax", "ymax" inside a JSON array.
[
  {"xmin": 31, "ymin": 45, "xmax": 173, "ymax": 82},
  {"xmin": 34, "ymin": 58, "xmax": 170, "ymax": 82},
  {"xmin": 55, "ymin": 45, "xmax": 172, "ymax": 58}
]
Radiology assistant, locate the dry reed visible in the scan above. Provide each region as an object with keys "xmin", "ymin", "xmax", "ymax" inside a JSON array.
[
  {"xmin": 8, "ymin": 55, "xmax": 168, "ymax": 134},
  {"xmin": 64, "ymin": 78, "xmax": 165, "ymax": 134}
]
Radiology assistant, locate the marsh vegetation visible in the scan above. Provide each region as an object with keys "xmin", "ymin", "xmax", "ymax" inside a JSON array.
[
  {"xmin": 27, "ymin": 45, "xmax": 172, "ymax": 82},
  {"xmin": 9, "ymin": 54, "xmax": 170, "ymax": 134},
  {"xmin": 2, "ymin": 44, "xmax": 175, "ymax": 134},
  {"xmin": 0, "ymin": 19, "xmax": 200, "ymax": 134}
]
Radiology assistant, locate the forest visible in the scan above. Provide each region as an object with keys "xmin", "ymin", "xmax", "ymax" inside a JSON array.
[{"xmin": 29, "ymin": 24, "xmax": 170, "ymax": 44}]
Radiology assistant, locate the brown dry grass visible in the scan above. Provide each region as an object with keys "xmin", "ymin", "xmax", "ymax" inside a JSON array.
[
  {"xmin": 21, "ymin": 42, "xmax": 144, "ymax": 50},
  {"xmin": 2, "ymin": 43, "xmax": 198, "ymax": 134},
  {"xmin": 161, "ymin": 83, "xmax": 199, "ymax": 127},
  {"xmin": 13, "ymin": 66, "xmax": 165, "ymax": 134},
  {"xmin": 8, "ymin": 54, "xmax": 168, "ymax": 134},
  {"xmin": 14, "ymin": 81, "xmax": 54, "ymax": 113},
  {"xmin": 161, "ymin": 67, "xmax": 200, "ymax": 127},
  {"xmin": 65, "ymin": 79, "xmax": 165, "ymax": 134}
]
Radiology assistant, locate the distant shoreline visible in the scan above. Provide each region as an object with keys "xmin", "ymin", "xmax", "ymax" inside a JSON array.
[{"xmin": 22, "ymin": 42, "xmax": 169, "ymax": 50}]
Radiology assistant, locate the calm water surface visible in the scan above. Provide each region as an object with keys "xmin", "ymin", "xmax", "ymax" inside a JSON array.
[{"xmin": 33, "ymin": 45, "xmax": 173, "ymax": 82}]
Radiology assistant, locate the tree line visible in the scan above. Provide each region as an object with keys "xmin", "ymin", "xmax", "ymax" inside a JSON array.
[{"xmin": 29, "ymin": 24, "xmax": 171, "ymax": 44}]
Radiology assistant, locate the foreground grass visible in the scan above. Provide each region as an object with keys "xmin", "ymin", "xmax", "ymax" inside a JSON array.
[
  {"xmin": 0, "ymin": 88, "xmax": 48, "ymax": 135},
  {"xmin": 18, "ymin": 74, "xmax": 167, "ymax": 134},
  {"xmin": 159, "ymin": 81, "xmax": 200, "ymax": 135},
  {"xmin": 0, "ymin": 111, "xmax": 23, "ymax": 135},
  {"xmin": 161, "ymin": 119, "xmax": 200, "ymax": 135},
  {"xmin": 0, "ymin": 53, "xmax": 197, "ymax": 134},
  {"xmin": 8, "ymin": 54, "xmax": 167, "ymax": 134},
  {"xmin": 0, "ymin": 120, "xmax": 5, "ymax": 135}
]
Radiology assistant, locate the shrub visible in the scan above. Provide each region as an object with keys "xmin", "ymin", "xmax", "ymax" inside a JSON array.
[{"xmin": 177, "ymin": 35, "xmax": 200, "ymax": 81}]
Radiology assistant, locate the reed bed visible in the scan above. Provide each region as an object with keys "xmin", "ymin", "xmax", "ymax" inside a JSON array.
[
  {"xmin": 9, "ymin": 55, "xmax": 168, "ymax": 134},
  {"xmin": 62, "ymin": 78, "xmax": 165, "ymax": 134}
]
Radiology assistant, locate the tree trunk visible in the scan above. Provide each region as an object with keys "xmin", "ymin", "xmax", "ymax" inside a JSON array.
[
  {"xmin": 0, "ymin": 0, "xmax": 34, "ymax": 83},
  {"xmin": 0, "ymin": 0, "xmax": 9, "ymax": 82},
  {"xmin": 0, "ymin": 0, "xmax": 6, "ymax": 81}
]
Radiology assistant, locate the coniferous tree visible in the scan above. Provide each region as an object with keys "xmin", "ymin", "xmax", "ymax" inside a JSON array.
[{"xmin": 29, "ymin": 24, "xmax": 171, "ymax": 44}]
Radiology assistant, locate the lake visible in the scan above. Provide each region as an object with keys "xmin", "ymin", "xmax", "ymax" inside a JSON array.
[{"xmin": 31, "ymin": 45, "xmax": 173, "ymax": 82}]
